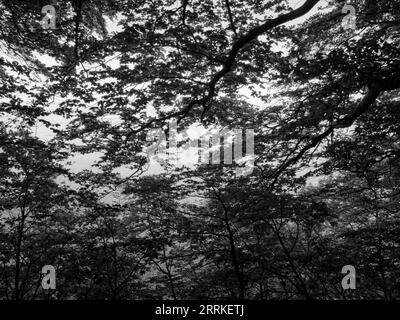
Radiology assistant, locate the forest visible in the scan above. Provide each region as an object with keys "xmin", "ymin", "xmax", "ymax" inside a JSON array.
[{"xmin": 0, "ymin": 0, "xmax": 399, "ymax": 300}]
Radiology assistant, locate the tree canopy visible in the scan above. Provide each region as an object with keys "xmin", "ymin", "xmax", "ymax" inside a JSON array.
[{"xmin": 0, "ymin": 0, "xmax": 400, "ymax": 300}]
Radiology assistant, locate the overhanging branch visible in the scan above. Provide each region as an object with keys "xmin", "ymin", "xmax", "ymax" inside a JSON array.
[
  {"xmin": 127, "ymin": 0, "xmax": 321, "ymax": 139},
  {"xmin": 269, "ymin": 77, "xmax": 400, "ymax": 187}
]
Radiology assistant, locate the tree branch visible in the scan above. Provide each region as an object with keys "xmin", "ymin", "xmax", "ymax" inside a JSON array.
[
  {"xmin": 269, "ymin": 76, "xmax": 400, "ymax": 188},
  {"xmin": 74, "ymin": 0, "xmax": 84, "ymax": 61},
  {"xmin": 225, "ymin": 0, "xmax": 237, "ymax": 37},
  {"xmin": 127, "ymin": 0, "xmax": 321, "ymax": 138}
]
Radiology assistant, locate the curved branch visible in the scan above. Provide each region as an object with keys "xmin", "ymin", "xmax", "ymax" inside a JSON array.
[
  {"xmin": 127, "ymin": 0, "xmax": 321, "ymax": 138},
  {"xmin": 269, "ymin": 77, "xmax": 400, "ymax": 188}
]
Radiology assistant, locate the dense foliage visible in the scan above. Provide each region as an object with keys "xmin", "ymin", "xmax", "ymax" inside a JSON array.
[{"xmin": 0, "ymin": 0, "xmax": 399, "ymax": 299}]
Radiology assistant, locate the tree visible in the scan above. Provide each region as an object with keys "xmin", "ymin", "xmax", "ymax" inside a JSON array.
[{"xmin": 1, "ymin": 0, "xmax": 400, "ymax": 300}]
